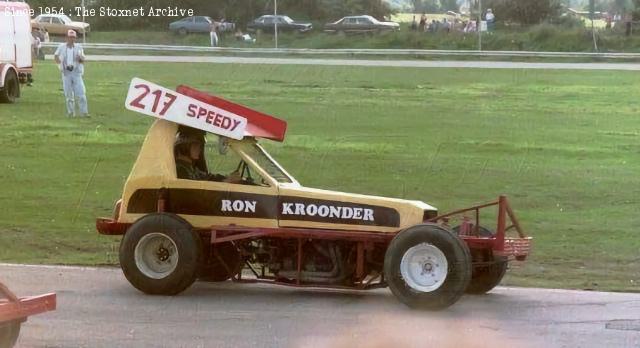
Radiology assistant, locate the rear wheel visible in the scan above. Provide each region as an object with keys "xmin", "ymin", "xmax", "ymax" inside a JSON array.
[
  {"xmin": 0, "ymin": 70, "xmax": 19, "ymax": 104},
  {"xmin": 384, "ymin": 224, "xmax": 471, "ymax": 310},
  {"xmin": 453, "ymin": 225, "xmax": 508, "ymax": 294},
  {"xmin": 178, "ymin": 27, "xmax": 187, "ymax": 35},
  {"xmin": 0, "ymin": 320, "xmax": 20, "ymax": 348},
  {"xmin": 466, "ymin": 256, "xmax": 508, "ymax": 294},
  {"xmin": 120, "ymin": 213, "xmax": 202, "ymax": 295}
]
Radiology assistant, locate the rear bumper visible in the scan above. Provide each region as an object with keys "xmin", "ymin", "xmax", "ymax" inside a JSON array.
[
  {"xmin": 463, "ymin": 236, "xmax": 532, "ymax": 261},
  {"xmin": 427, "ymin": 195, "xmax": 533, "ymax": 261}
]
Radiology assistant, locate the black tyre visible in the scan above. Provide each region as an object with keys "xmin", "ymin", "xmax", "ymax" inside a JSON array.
[
  {"xmin": 119, "ymin": 213, "xmax": 202, "ymax": 295},
  {"xmin": 0, "ymin": 70, "xmax": 19, "ymax": 104},
  {"xmin": 178, "ymin": 27, "xmax": 187, "ymax": 35},
  {"xmin": 465, "ymin": 256, "xmax": 508, "ymax": 294},
  {"xmin": 0, "ymin": 320, "xmax": 20, "ymax": 348},
  {"xmin": 199, "ymin": 242, "xmax": 242, "ymax": 282},
  {"xmin": 452, "ymin": 225, "xmax": 509, "ymax": 294},
  {"xmin": 384, "ymin": 224, "xmax": 471, "ymax": 310}
]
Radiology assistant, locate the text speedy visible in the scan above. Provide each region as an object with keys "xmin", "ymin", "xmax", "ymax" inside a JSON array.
[{"xmin": 186, "ymin": 104, "xmax": 242, "ymax": 132}]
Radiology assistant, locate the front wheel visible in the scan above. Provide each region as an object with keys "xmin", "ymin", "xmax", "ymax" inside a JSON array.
[
  {"xmin": 384, "ymin": 224, "xmax": 471, "ymax": 310},
  {"xmin": 119, "ymin": 213, "xmax": 202, "ymax": 295},
  {"xmin": 0, "ymin": 320, "xmax": 21, "ymax": 348}
]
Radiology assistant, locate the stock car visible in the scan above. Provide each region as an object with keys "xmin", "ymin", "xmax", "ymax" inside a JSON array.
[
  {"xmin": 96, "ymin": 78, "xmax": 531, "ymax": 310},
  {"xmin": 324, "ymin": 15, "xmax": 400, "ymax": 34},
  {"xmin": 247, "ymin": 15, "xmax": 312, "ymax": 34}
]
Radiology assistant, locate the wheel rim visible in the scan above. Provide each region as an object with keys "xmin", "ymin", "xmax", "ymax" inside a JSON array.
[
  {"xmin": 400, "ymin": 242, "xmax": 448, "ymax": 292},
  {"xmin": 134, "ymin": 233, "xmax": 179, "ymax": 279}
]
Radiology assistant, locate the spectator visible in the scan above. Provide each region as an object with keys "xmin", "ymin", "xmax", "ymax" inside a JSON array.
[
  {"xmin": 235, "ymin": 29, "xmax": 256, "ymax": 43},
  {"xmin": 443, "ymin": 18, "xmax": 451, "ymax": 33},
  {"xmin": 428, "ymin": 19, "xmax": 436, "ymax": 33},
  {"xmin": 464, "ymin": 20, "xmax": 477, "ymax": 33},
  {"xmin": 624, "ymin": 12, "xmax": 632, "ymax": 36},
  {"xmin": 210, "ymin": 21, "xmax": 219, "ymax": 47},
  {"xmin": 486, "ymin": 9, "xmax": 495, "ymax": 32},
  {"xmin": 54, "ymin": 30, "xmax": 88, "ymax": 117},
  {"xmin": 606, "ymin": 14, "xmax": 612, "ymax": 30},
  {"xmin": 419, "ymin": 13, "xmax": 427, "ymax": 32},
  {"xmin": 410, "ymin": 15, "xmax": 417, "ymax": 31}
]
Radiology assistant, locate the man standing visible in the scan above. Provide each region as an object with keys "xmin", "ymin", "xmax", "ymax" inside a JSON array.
[
  {"xmin": 210, "ymin": 20, "xmax": 219, "ymax": 47},
  {"xmin": 54, "ymin": 30, "xmax": 88, "ymax": 117},
  {"xmin": 485, "ymin": 9, "xmax": 495, "ymax": 32}
]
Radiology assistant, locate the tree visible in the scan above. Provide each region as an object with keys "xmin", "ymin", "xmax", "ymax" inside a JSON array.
[{"xmin": 484, "ymin": 0, "xmax": 562, "ymax": 25}]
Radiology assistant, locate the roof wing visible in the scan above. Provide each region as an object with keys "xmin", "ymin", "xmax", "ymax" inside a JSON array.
[
  {"xmin": 177, "ymin": 85, "xmax": 287, "ymax": 142},
  {"xmin": 125, "ymin": 78, "xmax": 247, "ymax": 140}
]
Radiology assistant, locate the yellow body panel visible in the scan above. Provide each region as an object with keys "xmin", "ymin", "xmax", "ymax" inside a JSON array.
[{"xmin": 118, "ymin": 120, "xmax": 437, "ymax": 232}]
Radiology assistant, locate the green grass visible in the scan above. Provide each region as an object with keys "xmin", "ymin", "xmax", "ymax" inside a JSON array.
[
  {"xmin": 1, "ymin": 61, "xmax": 639, "ymax": 292},
  {"xmin": 53, "ymin": 24, "xmax": 640, "ymax": 53}
]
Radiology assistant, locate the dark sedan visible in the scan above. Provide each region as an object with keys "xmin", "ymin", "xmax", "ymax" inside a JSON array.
[
  {"xmin": 325, "ymin": 15, "xmax": 400, "ymax": 34},
  {"xmin": 247, "ymin": 15, "xmax": 312, "ymax": 34}
]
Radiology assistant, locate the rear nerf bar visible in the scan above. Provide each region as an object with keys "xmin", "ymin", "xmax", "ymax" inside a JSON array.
[
  {"xmin": 426, "ymin": 195, "xmax": 532, "ymax": 261},
  {"xmin": 0, "ymin": 282, "xmax": 56, "ymax": 323}
]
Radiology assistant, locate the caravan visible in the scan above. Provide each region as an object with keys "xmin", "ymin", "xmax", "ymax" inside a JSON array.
[{"xmin": 0, "ymin": 0, "xmax": 33, "ymax": 103}]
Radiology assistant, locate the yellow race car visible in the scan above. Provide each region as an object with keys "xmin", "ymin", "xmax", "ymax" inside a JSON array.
[{"xmin": 97, "ymin": 78, "xmax": 532, "ymax": 310}]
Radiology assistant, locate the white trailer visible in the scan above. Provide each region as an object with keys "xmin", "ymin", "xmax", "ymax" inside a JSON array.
[{"xmin": 0, "ymin": 1, "xmax": 33, "ymax": 103}]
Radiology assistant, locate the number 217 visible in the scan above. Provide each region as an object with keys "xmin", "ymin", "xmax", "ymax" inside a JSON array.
[{"xmin": 129, "ymin": 84, "xmax": 177, "ymax": 116}]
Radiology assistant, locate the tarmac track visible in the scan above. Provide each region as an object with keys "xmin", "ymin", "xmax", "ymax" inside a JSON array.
[
  {"xmin": 46, "ymin": 54, "xmax": 640, "ymax": 70},
  {"xmin": 1, "ymin": 263, "xmax": 639, "ymax": 348}
]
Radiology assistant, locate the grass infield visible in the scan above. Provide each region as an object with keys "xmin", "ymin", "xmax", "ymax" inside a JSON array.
[{"xmin": 1, "ymin": 61, "xmax": 638, "ymax": 291}]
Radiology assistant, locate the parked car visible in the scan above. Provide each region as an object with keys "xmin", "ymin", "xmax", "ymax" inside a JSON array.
[
  {"xmin": 247, "ymin": 15, "xmax": 312, "ymax": 34},
  {"xmin": 169, "ymin": 16, "xmax": 236, "ymax": 35},
  {"xmin": 31, "ymin": 14, "xmax": 89, "ymax": 35},
  {"xmin": 325, "ymin": 15, "xmax": 399, "ymax": 34}
]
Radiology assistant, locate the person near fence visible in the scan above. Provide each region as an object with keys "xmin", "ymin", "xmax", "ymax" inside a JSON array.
[
  {"xmin": 210, "ymin": 21, "xmax": 219, "ymax": 47},
  {"xmin": 624, "ymin": 12, "xmax": 632, "ymax": 36},
  {"xmin": 486, "ymin": 9, "xmax": 495, "ymax": 32},
  {"xmin": 54, "ymin": 30, "xmax": 88, "ymax": 117}
]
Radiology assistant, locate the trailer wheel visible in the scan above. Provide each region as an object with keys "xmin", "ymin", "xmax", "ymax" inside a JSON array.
[
  {"xmin": 384, "ymin": 224, "xmax": 471, "ymax": 310},
  {"xmin": 0, "ymin": 70, "xmax": 19, "ymax": 104},
  {"xmin": 0, "ymin": 320, "xmax": 20, "ymax": 348},
  {"xmin": 452, "ymin": 225, "xmax": 508, "ymax": 294},
  {"xmin": 199, "ymin": 242, "xmax": 242, "ymax": 282},
  {"xmin": 120, "ymin": 213, "xmax": 202, "ymax": 295}
]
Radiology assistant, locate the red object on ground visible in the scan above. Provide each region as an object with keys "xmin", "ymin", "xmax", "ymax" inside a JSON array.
[{"xmin": 177, "ymin": 85, "xmax": 288, "ymax": 142}]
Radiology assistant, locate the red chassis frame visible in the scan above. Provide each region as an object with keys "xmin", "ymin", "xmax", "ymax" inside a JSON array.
[
  {"xmin": 0, "ymin": 282, "xmax": 56, "ymax": 325},
  {"xmin": 97, "ymin": 195, "xmax": 532, "ymax": 290}
]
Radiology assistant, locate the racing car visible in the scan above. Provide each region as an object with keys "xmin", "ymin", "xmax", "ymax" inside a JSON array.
[{"xmin": 97, "ymin": 78, "xmax": 532, "ymax": 310}]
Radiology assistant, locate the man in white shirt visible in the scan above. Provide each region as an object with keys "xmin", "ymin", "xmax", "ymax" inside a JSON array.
[
  {"xmin": 54, "ymin": 30, "xmax": 88, "ymax": 117},
  {"xmin": 486, "ymin": 9, "xmax": 495, "ymax": 32},
  {"xmin": 210, "ymin": 21, "xmax": 219, "ymax": 47}
]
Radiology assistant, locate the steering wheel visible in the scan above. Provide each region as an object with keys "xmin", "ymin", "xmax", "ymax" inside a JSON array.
[{"xmin": 226, "ymin": 161, "xmax": 255, "ymax": 185}]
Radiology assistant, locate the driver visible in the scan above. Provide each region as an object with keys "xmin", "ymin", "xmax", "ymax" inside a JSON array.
[{"xmin": 174, "ymin": 132, "xmax": 226, "ymax": 181}]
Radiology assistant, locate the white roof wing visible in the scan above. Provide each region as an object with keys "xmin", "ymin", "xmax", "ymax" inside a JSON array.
[{"xmin": 125, "ymin": 78, "xmax": 248, "ymax": 140}]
